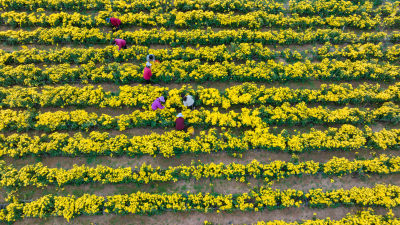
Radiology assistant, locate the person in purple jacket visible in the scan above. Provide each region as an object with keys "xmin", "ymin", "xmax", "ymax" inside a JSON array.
[{"xmin": 151, "ymin": 96, "xmax": 165, "ymax": 110}]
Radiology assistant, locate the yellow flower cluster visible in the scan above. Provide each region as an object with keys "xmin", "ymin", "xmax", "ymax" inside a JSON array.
[
  {"xmin": 0, "ymin": 109, "xmax": 30, "ymax": 131},
  {"xmin": 315, "ymin": 42, "xmax": 385, "ymax": 60},
  {"xmin": 1, "ymin": 155, "xmax": 398, "ymax": 188},
  {"xmin": 0, "ymin": 101, "xmax": 399, "ymax": 131},
  {"xmin": 174, "ymin": 0, "xmax": 283, "ymax": 13},
  {"xmin": 0, "ymin": 106, "xmax": 267, "ymax": 131},
  {"xmin": 1, "ymin": 1, "xmax": 400, "ymax": 224},
  {"xmin": 22, "ymin": 194, "xmax": 104, "ymax": 221},
  {"xmin": 2, "ymin": 10, "xmax": 397, "ymax": 29},
  {"xmin": 0, "ymin": 26, "xmax": 108, "ymax": 45},
  {"xmin": 2, "ymin": 59, "xmax": 399, "ymax": 85},
  {"xmin": 2, "ymin": 83, "xmax": 400, "ymax": 109},
  {"xmin": 4, "ymin": 42, "xmax": 399, "ymax": 66},
  {"xmin": 0, "ymin": 125, "xmax": 399, "ymax": 158},
  {"xmin": 306, "ymin": 184, "xmax": 400, "ymax": 208},
  {"xmin": 0, "ymin": 0, "xmax": 162, "ymax": 11},
  {"xmin": 0, "ymin": 26, "xmax": 395, "ymax": 45},
  {"xmin": 288, "ymin": 0, "xmax": 397, "ymax": 16},
  {"xmin": 261, "ymin": 102, "xmax": 400, "ymax": 125},
  {"xmin": 176, "ymin": 0, "xmax": 398, "ymax": 16},
  {"xmin": 253, "ymin": 210, "xmax": 399, "ymax": 225},
  {"xmin": 1, "ymin": 184, "xmax": 400, "ymax": 222},
  {"xmin": 2, "ymin": 0, "xmax": 397, "ymax": 16},
  {"xmin": 0, "ymin": 43, "xmax": 266, "ymax": 64}
]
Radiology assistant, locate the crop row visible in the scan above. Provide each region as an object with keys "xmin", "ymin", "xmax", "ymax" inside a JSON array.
[
  {"xmin": 0, "ymin": 125, "xmax": 398, "ymax": 157},
  {"xmin": 175, "ymin": 0, "xmax": 398, "ymax": 16},
  {"xmin": 0, "ymin": 27, "xmax": 396, "ymax": 45},
  {"xmin": 1, "ymin": 10, "xmax": 394, "ymax": 29},
  {"xmin": 252, "ymin": 210, "xmax": 398, "ymax": 225},
  {"xmin": 1, "ymin": 184, "xmax": 399, "ymax": 222},
  {"xmin": 2, "ymin": 83, "xmax": 400, "ymax": 108},
  {"xmin": 0, "ymin": 44, "xmax": 279, "ymax": 65},
  {"xmin": 0, "ymin": 0, "xmax": 396, "ymax": 15},
  {"xmin": 1, "ymin": 101, "xmax": 400, "ymax": 132},
  {"xmin": 2, "ymin": 59, "xmax": 400, "ymax": 86},
  {"xmin": 3, "ymin": 41, "xmax": 400, "ymax": 63},
  {"xmin": 1, "ymin": 155, "xmax": 398, "ymax": 188},
  {"xmin": 0, "ymin": 0, "xmax": 163, "ymax": 12}
]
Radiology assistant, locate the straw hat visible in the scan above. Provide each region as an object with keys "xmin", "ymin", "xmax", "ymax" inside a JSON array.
[{"xmin": 187, "ymin": 126, "xmax": 194, "ymax": 135}]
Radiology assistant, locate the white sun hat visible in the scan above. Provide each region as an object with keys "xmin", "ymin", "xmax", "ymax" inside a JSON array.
[{"xmin": 176, "ymin": 113, "xmax": 184, "ymax": 118}]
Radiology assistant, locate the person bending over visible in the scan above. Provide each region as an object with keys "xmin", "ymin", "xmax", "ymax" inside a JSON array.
[
  {"xmin": 112, "ymin": 38, "xmax": 127, "ymax": 51},
  {"xmin": 106, "ymin": 17, "xmax": 121, "ymax": 31}
]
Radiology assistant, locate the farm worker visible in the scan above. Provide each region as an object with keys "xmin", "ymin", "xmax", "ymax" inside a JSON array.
[
  {"xmin": 175, "ymin": 113, "xmax": 185, "ymax": 131},
  {"xmin": 143, "ymin": 62, "xmax": 152, "ymax": 84},
  {"xmin": 112, "ymin": 39, "xmax": 127, "ymax": 50},
  {"xmin": 106, "ymin": 17, "xmax": 121, "ymax": 30},
  {"xmin": 181, "ymin": 93, "xmax": 195, "ymax": 109},
  {"xmin": 151, "ymin": 96, "xmax": 165, "ymax": 110},
  {"xmin": 146, "ymin": 54, "xmax": 155, "ymax": 62}
]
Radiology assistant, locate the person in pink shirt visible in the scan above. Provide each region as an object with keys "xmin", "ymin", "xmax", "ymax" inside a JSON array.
[
  {"xmin": 112, "ymin": 39, "xmax": 127, "ymax": 51},
  {"xmin": 106, "ymin": 17, "xmax": 121, "ymax": 30},
  {"xmin": 151, "ymin": 96, "xmax": 165, "ymax": 110},
  {"xmin": 143, "ymin": 62, "xmax": 152, "ymax": 84}
]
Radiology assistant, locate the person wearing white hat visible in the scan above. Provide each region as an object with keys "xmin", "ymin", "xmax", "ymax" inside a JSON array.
[
  {"xmin": 175, "ymin": 113, "xmax": 185, "ymax": 131},
  {"xmin": 143, "ymin": 62, "xmax": 152, "ymax": 84},
  {"xmin": 146, "ymin": 54, "xmax": 155, "ymax": 62}
]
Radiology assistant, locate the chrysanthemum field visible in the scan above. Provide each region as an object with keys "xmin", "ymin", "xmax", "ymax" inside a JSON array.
[{"xmin": 0, "ymin": 0, "xmax": 400, "ymax": 224}]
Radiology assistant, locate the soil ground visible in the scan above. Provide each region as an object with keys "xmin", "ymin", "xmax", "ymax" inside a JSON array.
[{"xmin": 2, "ymin": 4, "xmax": 400, "ymax": 225}]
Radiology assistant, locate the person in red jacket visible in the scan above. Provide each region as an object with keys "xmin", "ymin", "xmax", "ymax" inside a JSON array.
[
  {"xmin": 143, "ymin": 62, "xmax": 152, "ymax": 84},
  {"xmin": 106, "ymin": 17, "xmax": 121, "ymax": 30},
  {"xmin": 175, "ymin": 113, "xmax": 185, "ymax": 131},
  {"xmin": 112, "ymin": 38, "xmax": 127, "ymax": 51}
]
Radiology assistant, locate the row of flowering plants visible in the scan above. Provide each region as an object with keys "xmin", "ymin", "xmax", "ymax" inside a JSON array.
[
  {"xmin": 0, "ymin": 83, "xmax": 399, "ymax": 108},
  {"xmin": 0, "ymin": 27, "xmax": 397, "ymax": 45},
  {"xmin": 1, "ymin": 0, "xmax": 397, "ymax": 15},
  {"xmin": 0, "ymin": 154, "xmax": 398, "ymax": 188},
  {"xmin": 2, "ymin": 42, "xmax": 400, "ymax": 65},
  {"xmin": 0, "ymin": 125, "xmax": 398, "ymax": 157},
  {"xmin": 1, "ymin": 59, "xmax": 400, "ymax": 85},
  {"xmin": 0, "ymin": 184, "xmax": 399, "ymax": 222},
  {"xmin": 0, "ymin": 102, "xmax": 398, "ymax": 132},
  {"xmin": 2, "ymin": 10, "xmax": 397, "ymax": 29},
  {"xmin": 252, "ymin": 210, "xmax": 399, "ymax": 225},
  {"xmin": 0, "ymin": 0, "xmax": 164, "ymax": 11},
  {"xmin": 175, "ymin": 0, "xmax": 399, "ymax": 16}
]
